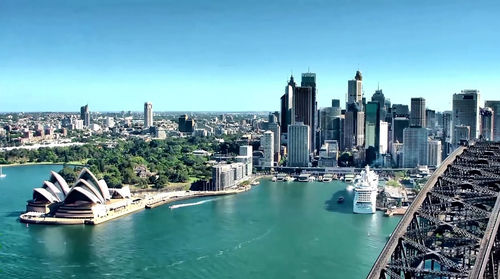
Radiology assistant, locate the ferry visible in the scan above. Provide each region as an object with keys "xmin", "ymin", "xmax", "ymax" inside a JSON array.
[
  {"xmin": 353, "ymin": 166, "xmax": 379, "ymax": 214},
  {"xmin": 274, "ymin": 173, "xmax": 292, "ymax": 182},
  {"xmin": 322, "ymin": 174, "xmax": 334, "ymax": 182},
  {"xmin": 297, "ymin": 173, "xmax": 315, "ymax": 182},
  {"xmin": 344, "ymin": 173, "xmax": 356, "ymax": 183}
]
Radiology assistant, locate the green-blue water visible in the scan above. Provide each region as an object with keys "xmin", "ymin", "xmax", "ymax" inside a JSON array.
[{"xmin": 0, "ymin": 165, "xmax": 400, "ymax": 278}]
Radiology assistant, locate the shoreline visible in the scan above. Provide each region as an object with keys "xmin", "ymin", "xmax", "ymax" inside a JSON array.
[
  {"xmin": 19, "ymin": 180, "xmax": 259, "ymax": 226},
  {"xmin": 1, "ymin": 162, "xmax": 85, "ymax": 167}
]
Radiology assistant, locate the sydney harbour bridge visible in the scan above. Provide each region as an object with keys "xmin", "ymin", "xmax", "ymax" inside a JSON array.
[{"xmin": 368, "ymin": 141, "xmax": 500, "ymax": 279}]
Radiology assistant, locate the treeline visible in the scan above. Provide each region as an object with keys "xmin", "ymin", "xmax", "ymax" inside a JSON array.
[{"xmin": 1, "ymin": 136, "xmax": 228, "ymax": 189}]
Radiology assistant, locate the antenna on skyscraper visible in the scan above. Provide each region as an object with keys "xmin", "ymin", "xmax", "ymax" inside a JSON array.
[{"xmin": 378, "ymin": 82, "xmax": 380, "ymax": 91}]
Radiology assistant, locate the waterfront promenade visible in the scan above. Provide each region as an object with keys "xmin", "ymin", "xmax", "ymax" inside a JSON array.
[{"xmin": 20, "ymin": 185, "xmax": 252, "ymax": 225}]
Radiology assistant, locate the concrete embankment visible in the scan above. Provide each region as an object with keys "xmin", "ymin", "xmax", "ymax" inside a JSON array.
[{"xmin": 19, "ymin": 186, "xmax": 253, "ymax": 225}]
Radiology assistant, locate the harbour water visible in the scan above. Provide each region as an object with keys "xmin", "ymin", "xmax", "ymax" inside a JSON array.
[{"xmin": 0, "ymin": 165, "xmax": 400, "ymax": 278}]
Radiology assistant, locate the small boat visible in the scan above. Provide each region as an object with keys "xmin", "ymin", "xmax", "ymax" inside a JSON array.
[
  {"xmin": 344, "ymin": 174, "xmax": 355, "ymax": 183},
  {"xmin": 322, "ymin": 174, "xmax": 333, "ymax": 182},
  {"xmin": 251, "ymin": 180, "xmax": 260, "ymax": 186},
  {"xmin": 272, "ymin": 177, "xmax": 277, "ymax": 182},
  {"xmin": 337, "ymin": 196, "xmax": 345, "ymax": 203},
  {"xmin": 0, "ymin": 166, "xmax": 5, "ymax": 178}
]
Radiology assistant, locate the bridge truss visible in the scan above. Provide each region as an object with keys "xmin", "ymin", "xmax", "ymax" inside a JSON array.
[{"xmin": 368, "ymin": 142, "xmax": 500, "ymax": 279}]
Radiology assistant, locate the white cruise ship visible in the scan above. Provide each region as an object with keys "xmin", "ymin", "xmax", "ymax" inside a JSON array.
[{"xmin": 353, "ymin": 166, "xmax": 379, "ymax": 214}]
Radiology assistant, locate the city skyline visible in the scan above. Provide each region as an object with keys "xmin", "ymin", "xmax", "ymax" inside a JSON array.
[{"xmin": 1, "ymin": 0, "xmax": 499, "ymax": 112}]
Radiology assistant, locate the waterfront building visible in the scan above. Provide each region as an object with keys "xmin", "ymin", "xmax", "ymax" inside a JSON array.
[
  {"xmin": 452, "ymin": 90, "xmax": 480, "ymax": 139},
  {"xmin": 365, "ymin": 101, "xmax": 380, "ymax": 151},
  {"xmin": 267, "ymin": 121, "xmax": 281, "ymax": 163},
  {"xmin": 485, "ymin": 100, "xmax": 500, "ymax": 140},
  {"xmin": 402, "ymin": 127, "xmax": 428, "ymax": 168},
  {"xmin": 453, "ymin": 125, "xmax": 470, "ymax": 146},
  {"xmin": 288, "ymin": 122, "xmax": 310, "ymax": 167},
  {"xmin": 391, "ymin": 142, "xmax": 404, "ymax": 168},
  {"xmin": 318, "ymin": 140, "xmax": 339, "ymax": 167},
  {"xmin": 392, "ymin": 117, "xmax": 410, "ymax": 143},
  {"xmin": 427, "ymin": 139, "xmax": 442, "ymax": 167},
  {"xmin": 480, "ymin": 107, "xmax": 494, "ymax": 141},
  {"xmin": 27, "ymin": 168, "xmax": 131, "ymax": 219},
  {"xmin": 27, "ymin": 171, "xmax": 70, "ymax": 213},
  {"xmin": 260, "ymin": 131, "xmax": 274, "ymax": 167},
  {"xmin": 80, "ymin": 105, "xmax": 90, "ymax": 127},
  {"xmin": 212, "ymin": 162, "xmax": 250, "ymax": 191},
  {"xmin": 301, "ymin": 72, "xmax": 318, "ymax": 152},
  {"xmin": 144, "ymin": 102, "xmax": 153, "ymax": 128},
  {"xmin": 237, "ymin": 145, "xmax": 253, "ymax": 176},
  {"xmin": 410, "ymin": 97, "xmax": 426, "ymax": 128}
]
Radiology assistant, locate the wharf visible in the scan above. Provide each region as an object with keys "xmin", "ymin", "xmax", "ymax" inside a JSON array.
[{"xmin": 384, "ymin": 207, "xmax": 407, "ymax": 216}]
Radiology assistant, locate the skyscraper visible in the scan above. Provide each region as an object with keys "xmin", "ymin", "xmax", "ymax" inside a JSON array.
[
  {"xmin": 365, "ymin": 101, "xmax": 380, "ymax": 150},
  {"xmin": 260, "ymin": 131, "xmax": 274, "ymax": 168},
  {"xmin": 267, "ymin": 121, "xmax": 281, "ymax": 163},
  {"xmin": 452, "ymin": 90, "xmax": 480, "ymax": 139},
  {"xmin": 293, "ymin": 86, "xmax": 313, "ymax": 152},
  {"xmin": 80, "ymin": 105, "xmax": 90, "ymax": 127},
  {"xmin": 347, "ymin": 71, "xmax": 363, "ymax": 105},
  {"xmin": 392, "ymin": 117, "xmax": 410, "ymax": 143},
  {"xmin": 410, "ymin": 97, "xmax": 426, "ymax": 128},
  {"xmin": 485, "ymin": 100, "xmax": 500, "ymax": 140},
  {"xmin": 371, "ymin": 89, "xmax": 386, "ymax": 121},
  {"xmin": 301, "ymin": 72, "xmax": 318, "ymax": 153},
  {"xmin": 280, "ymin": 76, "xmax": 295, "ymax": 134},
  {"xmin": 402, "ymin": 127, "xmax": 428, "ymax": 167},
  {"xmin": 287, "ymin": 122, "xmax": 310, "ymax": 167},
  {"xmin": 144, "ymin": 102, "xmax": 153, "ymax": 128},
  {"xmin": 427, "ymin": 139, "xmax": 442, "ymax": 167},
  {"xmin": 480, "ymin": 107, "xmax": 494, "ymax": 141}
]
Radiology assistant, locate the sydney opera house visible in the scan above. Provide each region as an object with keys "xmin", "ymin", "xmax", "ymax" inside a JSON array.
[{"xmin": 26, "ymin": 168, "xmax": 132, "ymax": 220}]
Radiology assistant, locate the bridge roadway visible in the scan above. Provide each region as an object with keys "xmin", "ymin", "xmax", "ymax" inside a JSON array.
[{"xmin": 368, "ymin": 141, "xmax": 500, "ymax": 279}]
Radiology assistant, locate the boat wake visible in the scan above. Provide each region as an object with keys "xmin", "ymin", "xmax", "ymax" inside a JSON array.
[{"xmin": 169, "ymin": 199, "xmax": 217, "ymax": 210}]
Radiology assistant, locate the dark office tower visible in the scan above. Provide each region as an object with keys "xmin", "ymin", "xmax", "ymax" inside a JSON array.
[
  {"xmin": 392, "ymin": 117, "xmax": 410, "ymax": 143},
  {"xmin": 426, "ymin": 109, "xmax": 436, "ymax": 129},
  {"xmin": 343, "ymin": 103, "xmax": 363, "ymax": 150},
  {"xmin": 441, "ymin": 111, "xmax": 452, "ymax": 157},
  {"xmin": 179, "ymin": 114, "xmax": 195, "ymax": 133},
  {"xmin": 365, "ymin": 102, "xmax": 380, "ymax": 151},
  {"xmin": 280, "ymin": 75, "xmax": 295, "ymax": 134},
  {"xmin": 392, "ymin": 104, "xmax": 410, "ymax": 118},
  {"xmin": 485, "ymin": 101, "xmax": 500, "ymax": 140},
  {"xmin": 371, "ymin": 89, "xmax": 386, "ymax": 121},
  {"xmin": 320, "ymin": 107, "xmax": 341, "ymax": 145},
  {"xmin": 410, "ymin": 97, "xmax": 426, "ymax": 128},
  {"xmin": 480, "ymin": 107, "xmax": 494, "ymax": 140},
  {"xmin": 453, "ymin": 90, "xmax": 480, "ymax": 139},
  {"xmin": 332, "ymin": 99, "xmax": 341, "ymax": 109},
  {"xmin": 301, "ymin": 72, "xmax": 317, "ymax": 152},
  {"xmin": 293, "ymin": 86, "xmax": 313, "ymax": 152},
  {"xmin": 80, "ymin": 105, "xmax": 90, "ymax": 127}
]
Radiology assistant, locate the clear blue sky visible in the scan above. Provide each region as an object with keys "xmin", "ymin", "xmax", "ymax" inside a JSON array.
[{"xmin": 1, "ymin": 0, "xmax": 499, "ymax": 112}]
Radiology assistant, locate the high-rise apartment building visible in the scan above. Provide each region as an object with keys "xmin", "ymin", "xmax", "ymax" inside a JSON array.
[
  {"xmin": 267, "ymin": 121, "xmax": 281, "ymax": 163},
  {"xmin": 287, "ymin": 123, "xmax": 310, "ymax": 167},
  {"xmin": 280, "ymin": 76, "xmax": 295, "ymax": 134},
  {"xmin": 260, "ymin": 131, "xmax": 274, "ymax": 168},
  {"xmin": 452, "ymin": 90, "xmax": 480, "ymax": 139},
  {"xmin": 410, "ymin": 97, "xmax": 426, "ymax": 128},
  {"xmin": 144, "ymin": 102, "xmax": 153, "ymax": 128}
]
